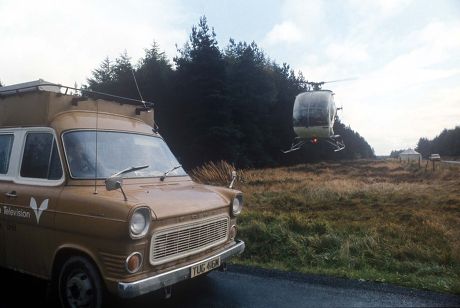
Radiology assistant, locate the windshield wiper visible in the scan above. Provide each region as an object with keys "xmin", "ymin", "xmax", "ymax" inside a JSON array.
[
  {"xmin": 160, "ymin": 165, "xmax": 182, "ymax": 181},
  {"xmin": 105, "ymin": 165, "xmax": 149, "ymax": 202},
  {"xmin": 110, "ymin": 165, "xmax": 150, "ymax": 178}
]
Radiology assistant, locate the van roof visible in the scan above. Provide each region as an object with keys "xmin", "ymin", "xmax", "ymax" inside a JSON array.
[{"xmin": 0, "ymin": 80, "xmax": 155, "ymax": 128}]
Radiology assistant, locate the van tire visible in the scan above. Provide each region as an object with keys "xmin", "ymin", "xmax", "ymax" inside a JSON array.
[{"xmin": 58, "ymin": 256, "xmax": 103, "ymax": 308}]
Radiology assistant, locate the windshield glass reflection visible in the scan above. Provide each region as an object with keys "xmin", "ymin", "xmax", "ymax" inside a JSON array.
[{"xmin": 63, "ymin": 131, "xmax": 187, "ymax": 179}]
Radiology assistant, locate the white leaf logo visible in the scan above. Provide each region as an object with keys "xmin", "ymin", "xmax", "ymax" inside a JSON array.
[{"xmin": 30, "ymin": 197, "xmax": 48, "ymax": 224}]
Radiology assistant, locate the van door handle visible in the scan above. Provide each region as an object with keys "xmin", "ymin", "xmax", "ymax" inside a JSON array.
[{"xmin": 5, "ymin": 191, "xmax": 17, "ymax": 198}]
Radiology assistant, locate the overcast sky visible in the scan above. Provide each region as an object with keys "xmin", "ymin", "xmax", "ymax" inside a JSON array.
[{"xmin": 1, "ymin": 0, "xmax": 459, "ymax": 155}]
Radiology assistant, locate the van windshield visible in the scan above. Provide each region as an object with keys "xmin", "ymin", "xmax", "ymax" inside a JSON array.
[{"xmin": 63, "ymin": 131, "xmax": 187, "ymax": 179}]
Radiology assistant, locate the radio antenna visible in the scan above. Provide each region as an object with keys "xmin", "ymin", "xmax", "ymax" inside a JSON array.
[
  {"xmin": 131, "ymin": 69, "xmax": 146, "ymax": 108},
  {"xmin": 93, "ymin": 99, "xmax": 99, "ymax": 195}
]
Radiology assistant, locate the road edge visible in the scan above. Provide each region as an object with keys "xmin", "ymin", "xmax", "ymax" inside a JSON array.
[{"xmin": 226, "ymin": 264, "xmax": 460, "ymax": 306}]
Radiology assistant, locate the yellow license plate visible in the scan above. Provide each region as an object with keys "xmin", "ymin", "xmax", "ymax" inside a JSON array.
[{"xmin": 190, "ymin": 256, "xmax": 221, "ymax": 278}]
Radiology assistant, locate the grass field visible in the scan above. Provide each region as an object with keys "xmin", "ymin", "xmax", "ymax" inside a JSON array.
[{"xmin": 191, "ymin": 160, "xmax": 460, "ymax": 294}]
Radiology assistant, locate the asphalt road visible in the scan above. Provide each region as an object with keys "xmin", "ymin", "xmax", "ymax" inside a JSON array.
[
  {"xmin": 1, "ymin": 265, "xmax": 459, "ymax": 307},
  {"xmin": 442, "ymin": 160, "xmax": 460, "ymax": 165}
]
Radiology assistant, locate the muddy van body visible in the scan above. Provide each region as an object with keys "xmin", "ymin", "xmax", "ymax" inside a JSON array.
[{"xmin": 0, "ymin": 80, "xmax": 244, "ymax": 307}]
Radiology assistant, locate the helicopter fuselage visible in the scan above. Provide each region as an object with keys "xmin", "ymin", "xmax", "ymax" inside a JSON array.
[{"xmin": 292, "ymin": 90, "xmax": 336, "ymax": 139}]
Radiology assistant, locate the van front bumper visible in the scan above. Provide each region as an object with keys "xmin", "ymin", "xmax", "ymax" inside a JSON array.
[{"xmin": 117, "ymin": 240, "xmax": 245, "ymax": 298}]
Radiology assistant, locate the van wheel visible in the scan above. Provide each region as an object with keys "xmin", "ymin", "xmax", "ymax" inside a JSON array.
[{"xmin": 58, "ymin": 256, "xmax": 103, "ymax": 308}]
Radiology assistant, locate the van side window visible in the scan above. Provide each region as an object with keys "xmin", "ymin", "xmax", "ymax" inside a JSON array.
[
  {"xmin": 0, "ymin": 134, "xmax": 14, "ymax": 174},
  {"xmin": 20, "ymin": 133, "xmax": 63, "ymax": 180}
]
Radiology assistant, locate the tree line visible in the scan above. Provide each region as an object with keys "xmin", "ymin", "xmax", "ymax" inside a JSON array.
[
  {"xmin": 85, "ymin": 17, "xmax": 374, "ymax": 169},
  {"xmin": 389, "ymin": 126, "xmax": 460, "ymax": 159},
  {"xmin": 415, "ymin": 126, "xmax": 460, "ymax": 158}
]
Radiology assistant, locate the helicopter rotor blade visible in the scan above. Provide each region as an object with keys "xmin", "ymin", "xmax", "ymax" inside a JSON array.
[
  {"xmin": 322, "ymin": 77, "xmax": 358, "ymax": 84},
  {"xmin": 299, "ymin": 78, "xmax": 357, "ymax": 89},
  {"xmin": 300, "ymin": 81, "xmax": 325, "ymax": 85}
]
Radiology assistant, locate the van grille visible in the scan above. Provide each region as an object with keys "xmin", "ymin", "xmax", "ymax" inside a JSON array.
[{"xmin": 150, "ymin": 216, "xmax": 229, "ymax": 265}]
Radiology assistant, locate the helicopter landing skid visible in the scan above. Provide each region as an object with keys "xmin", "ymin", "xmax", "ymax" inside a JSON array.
[
  {"xmin": 281, "ymin": 139, "xmax": 307, "ymax": 153},
  {"xmin": 326, "ymin": 135, "xmax": 345, "ymax": 152},
  {"xmin": 282, "ymin": 135, "xmax": 345, "ymax": 153}
]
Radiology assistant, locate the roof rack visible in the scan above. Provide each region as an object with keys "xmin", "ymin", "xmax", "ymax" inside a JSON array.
[{"xmin": 0, "ymin": 80, "xmax": 154, "ymax": 108}]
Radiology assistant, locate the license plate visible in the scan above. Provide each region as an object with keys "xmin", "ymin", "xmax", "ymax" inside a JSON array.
[{"xmin": 190, "ymin": 256, "xmax": 221, "ymax": 278}]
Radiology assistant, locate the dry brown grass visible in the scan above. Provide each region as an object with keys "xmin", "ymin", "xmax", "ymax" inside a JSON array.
[
  {"xmin": 190, "ymin": 161, "xmax": 237, "ymax": 186},
  {"xmin": 192, "ymin": 159, "xmax": 460, "ymax": 293}
]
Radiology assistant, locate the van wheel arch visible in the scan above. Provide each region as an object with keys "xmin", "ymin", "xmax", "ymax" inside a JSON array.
[
  {"xmin": 48, "ymin": 248, "xmax": 106, "ymax": 307},
  {"xmin": 51, "ymin": 248, "xmax": 102, "ymax": 282}
]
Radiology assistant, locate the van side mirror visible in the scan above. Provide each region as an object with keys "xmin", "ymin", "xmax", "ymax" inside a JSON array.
[
  {"xmin": 105, "ymin": 176, "xmax": 123, "ymax": 191},
  {"xmin": 229, "ymin": 170, "xmax": 237, "ymax": 189},
  {"xmin": 105, "ymin": 176, "xmax": 127, "ymax": 201}
]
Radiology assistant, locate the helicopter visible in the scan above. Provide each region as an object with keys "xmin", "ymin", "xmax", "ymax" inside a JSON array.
[{"xmin": 282, "ymin": 80, "xmax": 350, "ymax": 154}]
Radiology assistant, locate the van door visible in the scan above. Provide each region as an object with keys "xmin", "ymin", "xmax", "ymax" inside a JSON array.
[
  {"xmin": 0, "ymin": 206, "xmax": 5, "ymax": 266},
  {"xmin": 4, "ymin": 130, "xmax": 64, "ymax": 276},
  {"xmin": 0, "ymin": 133, "xmax": 15, "ymax": 266}
]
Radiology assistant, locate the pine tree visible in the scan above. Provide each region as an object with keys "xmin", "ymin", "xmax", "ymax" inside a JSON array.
[
  {"xmin": 136, "ymin": 42, "xmax": 174, "ymax": 141},
  {"xmin": 173, "ymin": 16, "xmax": 234, "ymax": 168}
]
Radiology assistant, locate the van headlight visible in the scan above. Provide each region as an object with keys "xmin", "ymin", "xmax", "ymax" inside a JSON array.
[
  {"xmin": 232, "ymin": 194, "xmax": 243, "ymax": 216},
  {"xmin": 130, "ymin": 207, "xmax": 151, "ymax": 238}
]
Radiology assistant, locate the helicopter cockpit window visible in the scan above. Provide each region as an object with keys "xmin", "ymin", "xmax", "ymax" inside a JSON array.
[
  {"xmin": 293, "ymin": 108, "xmax": 309, "ymax": 127},
  {"xmin": 309, "ymin": 101, "xmax": 329, "ymax": 126}
]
